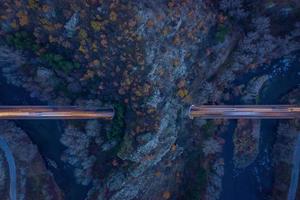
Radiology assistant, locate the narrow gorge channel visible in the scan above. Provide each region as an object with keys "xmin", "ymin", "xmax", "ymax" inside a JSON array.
[
  {"xmin": 0, "ymin": 73, "xmax": 87, "ymax": 200},
  {"xmin": 221, "ymin": 53, "xmax": 300, "ymax": 200}
]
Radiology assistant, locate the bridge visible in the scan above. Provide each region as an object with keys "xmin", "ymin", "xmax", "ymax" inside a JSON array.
[
  {"xmin": 0, "ymin": 105, "xmax": 299, "ymax": 120},
  {"xmin": 189, "ymin": 105, "xmax": 300, "ymax": 119},
  {"xmin": 0, "ymin": 106, "xmax": 114, "ymax": 120}
]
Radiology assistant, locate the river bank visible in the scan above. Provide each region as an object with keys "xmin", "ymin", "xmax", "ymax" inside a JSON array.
[
  {"xmin": 0, "ymin": 0, "xmax": 299, "ymax": 199},
  {"xmin": 221, "ymin": 53, "xmax": 300, "ymax": 200},
  {"xmin": 0, "ymin": 72, "xmax": 88, "ymax": 200},
  {"xmin": 0, "ymin": 120, "xmax": 63, "ymax": 199}
]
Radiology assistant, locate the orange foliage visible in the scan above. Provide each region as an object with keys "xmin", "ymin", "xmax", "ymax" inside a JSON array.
[
  {"xmin": 163, "ymin": 191, "xmax": 171, "ymax": 199},
  {"xmin": 146, "ymin": 19, "xmax": 154, "ymax": 28},
  {"xmin": 17, "ymin": 11, "xmax": 29, "ymax": 26},
  {"xmin": 155, "ymin": 171, "xmax": 161, "ymax": 177}
]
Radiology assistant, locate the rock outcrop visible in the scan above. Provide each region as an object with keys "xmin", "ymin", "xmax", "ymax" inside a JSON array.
[
  {"xmin": 0, "ymin": 121, "xmax": 63, "ymax": 200},
  {"xmin": 233, "ymin": 119, "xmax": 261, "ymax": 168},
  {"xmin": 242, "ymin": 75, "xmax": 269, "ymax": 104},
  {"xmin": 0, "ymin": 0, "xmax": 299, "ymax": 199}
]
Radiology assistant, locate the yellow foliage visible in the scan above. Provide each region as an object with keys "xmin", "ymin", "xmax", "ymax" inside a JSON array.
[
  {"xmin": 147, "ymin": 107, "xmax": 156, "ymax": 114},
  {"xmin": 10, "ymin": 20, "xmax": 18, "ymax": 29},
  {"xmin": 177, "ymin": 88, "xmax": 188, "ymax": 98},
  {"xmin": 79, "ymin": 29, "xmax": 88, "ymax": 39},
  {"xmin": 135, "ymin": 89, "xmax": 142, "ymax": 97},
  {"xmin": 79, "ymin": 45, "xmax": 87, "ymax": 54},
  {"xmin": 17, "ymin": 11, "xmax": 29, "ymax": 26},
  {"xmin": 28, "ymin": 0, "xmax": 39, "ymax": 9},
  {"xmin": 90, "ymin": 21, "xmax": 102, "ymax": 31},
  {"xmin": 92, "ymin": 42, "xmax": 98, "ymax": 52},
  {"xmin": 109, "ymin": 11, "xmax": 117, "ymax": 21},
  {"xmin": 124, "ymin": 78, "xmax": 131, "ymax": 86}
]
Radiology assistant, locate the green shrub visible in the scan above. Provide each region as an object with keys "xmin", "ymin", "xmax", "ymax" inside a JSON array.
[
  {"xmin": 117, "ymin": 133, "xmax": 133, "ymax": 159},
  {"xmin": 107, "ymin": 103, "xmax": 126, "ymax": 141},
  {"xmin": 188, "ymin": 167, "xmax": 207, "ymax": 200},
  {"xmin": 6, "ymin": 31, "xmax": 38, "ymax": 51},
  {"xmin": 5, "ymin": 31, "xmax": 81, "ymax": 73},
  {"xmin": 201, "ymin": 120, "xmax": 215, "ymax": 139},
  {"xmin": 184, "ymin": 152, "xmax": 208, "ymax": 200},
  {"xmin": 215, "ymin": 24, "xmax": 229, "ymax": 43},
  {"xmin": 41, "ymin": 52, "xmax": 80, "ymax": 73}
]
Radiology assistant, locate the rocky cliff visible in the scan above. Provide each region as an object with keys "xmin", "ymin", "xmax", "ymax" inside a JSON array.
[{"xmin": 0, "ymin": 121, "xmax": 63, "ymax": 200}]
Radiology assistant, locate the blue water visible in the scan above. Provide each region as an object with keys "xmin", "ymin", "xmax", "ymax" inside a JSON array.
[{"xmin": 221, "ymin": 53, "xmax": 300, "ymax": 200}]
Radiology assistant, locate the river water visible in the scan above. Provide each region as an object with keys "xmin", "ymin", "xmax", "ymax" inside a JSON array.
[
  {"xmin": 221, "ymin": 53, "xmax": 300, "ymax": 200},
  {"xmin": 0, "ymin": 74, "xmax": 88, "ymax": 199},
  {"xmin": 0, "ymin": 51, "xmax": 299, "ymax": 199}
]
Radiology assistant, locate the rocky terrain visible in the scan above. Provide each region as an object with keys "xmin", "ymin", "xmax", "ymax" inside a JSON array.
[
  {"xmin": 272, "ymin": 122, "xmax": 299, "ymax": 199},
  {"xmin": 241, "ymin": 75, "xmax": 269, "ymax": 104},
  {"xmin": 272, "ymin": 88, "xmax": 300, "ymax": 200},
  {"xmin": 0, "ymin": 0, "xmax": 299, "ymax": 199},
  {"xmin": 0, "ymin": 121, "xmax": 63, "ymax": 200}
]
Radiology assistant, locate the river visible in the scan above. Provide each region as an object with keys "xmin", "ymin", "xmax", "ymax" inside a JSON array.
[
  {"xmin": 0, "ymin": 73, "xmax": 89, "ymax": 200},
  {"xmin": 0, "ymin": 52, "xmax": 299, "ymax": 200},
  {"xmin": 221, "ymin": 53, "xmax": 300, "ymax": 200}
]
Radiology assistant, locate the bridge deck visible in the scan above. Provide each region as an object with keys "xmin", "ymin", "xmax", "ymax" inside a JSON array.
[
  {"xmin": 189, "ymin": 105, "xmax": 300, "ymax": 119},
  {"xmin": 0, "ymin": 106, "xmax": 114, "ymax": 120}
]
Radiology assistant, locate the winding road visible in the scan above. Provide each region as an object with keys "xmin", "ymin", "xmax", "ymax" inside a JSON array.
[
  {"xmin": 0, "ymin": 137, "xmax": 16, "ymax": 200},
  {"xmin": 288, "ymin": 134, "xmax": 300, "ymax": 200}
]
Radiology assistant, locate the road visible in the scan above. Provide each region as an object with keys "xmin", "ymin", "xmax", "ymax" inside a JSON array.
[
  {"xmin": 0, "ymin": 137, "xmax": 16, "ymax": 200},
  {"xmin": 189, "ymin": 105, "xmax": 300, "ymax": 119},
  {"xmin": 288, "ymin": 134, "xmax": 300, "ymax": 200},
  {"xmin": 0, "ymin": 106, "xmax": 114, "ymax": 120}
]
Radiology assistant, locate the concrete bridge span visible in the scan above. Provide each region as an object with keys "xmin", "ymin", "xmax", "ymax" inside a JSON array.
[
  {"xmin": 189, "ymin": 105, "xmax": 300, "ymax": 119},
  {"xmin": 0, "ymin": 106, "xmax": 114, "ymax": 120}
]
